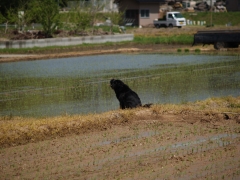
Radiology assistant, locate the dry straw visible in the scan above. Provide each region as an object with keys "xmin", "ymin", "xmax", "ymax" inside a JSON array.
[{"xmin": 0, "ymin": 96, "xmax": 239, "ymax": 148}]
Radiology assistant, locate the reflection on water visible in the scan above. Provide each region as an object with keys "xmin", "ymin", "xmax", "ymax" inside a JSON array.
[{"xmin": 0, "ymin": 54, "xmax": 240, "ymax": 117}]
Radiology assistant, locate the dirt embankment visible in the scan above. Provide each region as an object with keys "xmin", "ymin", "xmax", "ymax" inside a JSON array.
[
  {"xmin": 2, "ymin": 26, "xmax": 240, "ymax": 63},
  {"xmin": 0, "ymin": 97, "xmax": 240, "ymax": 179},
  {"xmin": 0, "ymin": 43, "xmax": 208, "ymax": 63}
]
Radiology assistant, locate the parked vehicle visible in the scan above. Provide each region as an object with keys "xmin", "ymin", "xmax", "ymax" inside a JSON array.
[
  {"xmin": 153, "ymin": 12, "xmax": 186, "ymax": 28},
  {"xmin": 192, "ymin": 30, "xmax": 240, "ymax": 50}
]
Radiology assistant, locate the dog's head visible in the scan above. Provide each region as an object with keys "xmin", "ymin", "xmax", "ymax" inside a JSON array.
[{"xmin": 110, "ymin": 79, "xmax": 126, "ymax": 90}]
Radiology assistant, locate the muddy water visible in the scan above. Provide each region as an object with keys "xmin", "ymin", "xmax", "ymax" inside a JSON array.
[{"xmin": 0, "ymin": 54, "xmax": 240, "ymax": 117}]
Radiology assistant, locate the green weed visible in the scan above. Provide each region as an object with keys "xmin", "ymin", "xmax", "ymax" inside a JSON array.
[{"xmin": 195, "ymin": 49, "xmax": 201, "ymax": 53}]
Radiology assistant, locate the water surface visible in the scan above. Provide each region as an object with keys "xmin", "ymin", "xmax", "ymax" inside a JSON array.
[{"xmin": 0, "ymin": 54, "xmax": 239, "ymax": 117}]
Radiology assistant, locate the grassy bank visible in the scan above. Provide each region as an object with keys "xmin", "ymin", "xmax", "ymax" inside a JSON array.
[
  {"xmin": 183, "ymin": 12, "xmax": 240, "ymax": 26},
  {"xmin": 0, "ymin": 34, "xmax": 194, "ymax": 54},
  {"xmin": 134, "ymin": 34, "xmax": 193, "ymax": 45},
  {"xmin": 0, "ymin": 96, "xmax": 239, "ymax": 148}
]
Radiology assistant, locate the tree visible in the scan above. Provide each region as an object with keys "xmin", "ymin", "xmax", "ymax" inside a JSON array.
[
  {"xmin": 105, "ymin": 11, "xmax": 124, "ymax": 34},
  {"xmin": 0, "ymin": 0, "xmax": 30, "ymax": 16},
  {"xmin": 1, "ymin": 1, "xmax": 31, "ymax": 33},
  {"xmin": 67, "ymin": 1, "xmax": 92, "ymax": 33},
  {"xmin": 88, "ymin": 0, "xmax": 106, "ymax": 34},
  {"xmin": 27, "ymin": 0, "xmax": 61, "ymax": 37},
  {"xmin": 0, "ymin": 13, "xmax": 6, "ymax": 24},
  {"xmin": 66, "ymin": 0, "xmax": 107, "ymax": 34},
  {"xmin": 0, "ymin": 0, "xmax": 68, "ymax": 16}
]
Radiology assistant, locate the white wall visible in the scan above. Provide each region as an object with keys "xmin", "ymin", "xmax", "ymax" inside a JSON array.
[{"xmin": 0, "ymin": 34, "xmax": 134, "ymax": 49}]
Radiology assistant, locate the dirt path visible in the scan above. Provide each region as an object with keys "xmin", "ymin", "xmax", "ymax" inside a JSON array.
[{"xmin": 1, "ymin": 109, "xmax": 240, "ymax": 179}]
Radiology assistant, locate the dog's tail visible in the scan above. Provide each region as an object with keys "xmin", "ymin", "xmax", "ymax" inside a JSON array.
[{"xmin": 142, "ymin": 103, "xmax": 153, "ymax": 108}]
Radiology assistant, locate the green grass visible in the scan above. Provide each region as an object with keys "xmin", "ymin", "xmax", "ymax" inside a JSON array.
[
  {"xmin": 60, "ymin": 11, "xmax": 240, "ymax": 27},
  {"xmin": 134, "ymin": 34, "xmax": 193, "ymax": 45},
  {"xmin": 195, "ymin": 49, "xmax": 201, "ymax": 53},
  {"xmin": 177, "ymin": 49, "xmax": 182, "ymax": 52},
  {"xmin": 183, "ymin": 12, "xmax": 240, "ymax": 26}
]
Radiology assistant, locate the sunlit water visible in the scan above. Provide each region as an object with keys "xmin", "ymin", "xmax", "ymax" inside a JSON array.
[{"xmin": 0, "ymin": 54, "xmax": 240, "ymax": 117}]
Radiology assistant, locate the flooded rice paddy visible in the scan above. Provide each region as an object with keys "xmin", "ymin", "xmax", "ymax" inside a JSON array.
[{"xmin": 0, "ymin": 54, "xmax": 240, "ymax": 117}]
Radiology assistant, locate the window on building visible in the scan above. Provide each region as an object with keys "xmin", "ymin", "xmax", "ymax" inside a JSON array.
[
  {"xmin": 126, "ymin": 10, "xmax": 138, "ymax": 18},
  {"xmin": 140, "ymin": 9, "xmax": 149, "ymax": 18}
]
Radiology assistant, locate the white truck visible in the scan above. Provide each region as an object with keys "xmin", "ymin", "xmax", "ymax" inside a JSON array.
[{"xmin": 153, "ymin": 12, "xmax": 186, "ymax": 28}]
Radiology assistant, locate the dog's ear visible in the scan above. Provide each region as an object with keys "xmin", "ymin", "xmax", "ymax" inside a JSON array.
[
  {"xmin": 110, "ymin": 79, "xmax": 115, "ymax": 85},
  {"xmin": 110, "ymin": 79, "xmax": 116, "ymax": 89},
  {"xmin": 115, "ymin": 80, "xmax": 123, "ymax": 87}
]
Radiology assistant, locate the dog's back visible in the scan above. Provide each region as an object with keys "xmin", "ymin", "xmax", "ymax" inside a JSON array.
[
  {"xmin": 119, "ymin": 89, "xmax": 142, "ymax": 109},
  {"xmin": 110, "ymin": 79, "xmax": 142, "ymax": 109}
]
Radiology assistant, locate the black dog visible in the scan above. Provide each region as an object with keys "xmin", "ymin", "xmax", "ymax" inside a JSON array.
[{"xmin": 110, "ymin": 79, "xmax": 143, "ymax": 109}]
